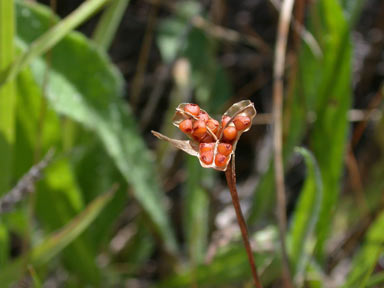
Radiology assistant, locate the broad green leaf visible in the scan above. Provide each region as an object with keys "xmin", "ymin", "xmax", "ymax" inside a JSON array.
[
  {"xmin": 289, "ymin": 148, "xmax": 323, "ymax": 284},
  {"xmin": 15, "ymin": 67, "xmax": 101, "ymax": 283},
  {"xmin": 342, "ymin": 211, "xmax": 384, "ymax": 288},
  {"xmin": 16, "ymin": 1, "xmax": 178, "ymax": 254},
  {"xmin": 0, "ymin": 188, "xmax": 115, "ymax": 287}
]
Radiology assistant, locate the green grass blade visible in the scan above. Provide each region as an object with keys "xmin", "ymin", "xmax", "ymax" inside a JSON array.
[
  {"xmin": 0, "ymin": 0, "xmax": 16, "ymax": 195},
  {"xmin": 0, "ymin": 0, "xmax": 15, "ymax": 267},
  {"xmin": 0, "ymin": 0, "xmax": 111, "ymax": 86},
  {"xmin": 311, "ymin": 0, "xmax": 352, "ymax": 261},
  {"xmin": 366, "ymin": 271, "xmax": 384, "ymax": 288},
  {"xmin": 184, "ymin": 157, "xmax": 209, "ymax": 264},
  {"xmin": 92, "ymin": 0, "xmax": 130, "ymax": 50},
  {"xmin": 0, "ymin": 187, "xmax": 116, "ymax": 286},
  {"xmin": 342, "ymin": 211, "xmax": 384, "ymax": 288},
  {"xmin": 289, "ymin": 148, "xmax": 323, "ymax": 284}
]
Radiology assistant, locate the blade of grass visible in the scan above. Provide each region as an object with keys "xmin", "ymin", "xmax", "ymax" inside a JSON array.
[
  {"xmin": 0, "ymin": 185, "xmax": 117, "ymax": 286},
  {"xmin": 0, "ymin": 0, "xmax": 15, "ymax": 267},
  {"xmin": 184, "ymin": 157, "xmax": 209, "ymax": 264},
  {"xmin": 0, "ymin": 0, "xmax": 112, "ymax": 86},
  {"xmin": 289, "ymin": 148, "xmax": 323, "ymax": 285},
  {"xmin": 342, "ymin": 211, "xmax": 384, "ymax": 288},
  {"xmin": 92, "ymin": 0, "xmax": 130, "ymax": 50},
  {"xmin": 0, "ymin": 0, "xmax": 16, "ymax": 194}
]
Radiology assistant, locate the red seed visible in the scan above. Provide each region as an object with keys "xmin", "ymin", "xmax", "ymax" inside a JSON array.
[
  {"xmin": 199, "ymin": 143, "xmax": 215, "ymax": 154},
  {"xmin": 200, "ymin": 151, "xmax": 214, "ymax": 165},
  {"xmin": 221, "ymin": 115, "xmax": 231, "ymax": 128},
  {"xmin": 207, "ymin": 118, "xmax": 219, "ymax": 134},
  {"xmin": 233, "ymin": 115, "xmax": 251, "ymax": 131},
  {"xmin": 192, "ymin": 120, "xmax": 207, "ymax": 138},
  {"xmin": 217, "ymin": 143, "xmax": 232, "ymax": 156},
  {"xmin": 184, "ymin": 103, "xmax": 200, "ymax": 116},
  {"xmin": 215, "ymin": 153, "xmax": 229, "ymax": 167},
  {"xmin": 198, "ymin": 111, "xmax": 210, "ymax": 122},
  {"xmin": 222, "ymin": 126, "xmax": 237, "ymax": 141},
  {"xmin": 179, "ymin": 119, "xmax": 193, "ymax": 134}
]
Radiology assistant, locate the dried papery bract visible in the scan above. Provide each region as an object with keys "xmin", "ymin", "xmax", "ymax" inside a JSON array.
[{"xmin": 152, "ymin": 100, "xmax": 263, "ymax": 288}]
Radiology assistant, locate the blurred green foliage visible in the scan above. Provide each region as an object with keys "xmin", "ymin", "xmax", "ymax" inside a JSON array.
[{"xmin": 0, "ymin": 0, "xmax": 383, "ymax": 287}]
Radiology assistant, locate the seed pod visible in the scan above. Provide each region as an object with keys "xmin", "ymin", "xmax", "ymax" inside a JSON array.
[
  {"xmin": 179, "ymin": 119, "xmax": 193, "ymax": 134},
  {"xmin": 223, "ymin": 126, "xmax": 237, "ymax": 142},
  {"xmin": 218, "ymin": 143, "xmax": 232, "ymax": 156},
  {"xmin": 184, "ymin": 103, "xmax": 200, "ymax": 116},
  {"xmin": 215, "ymin": 153, "xmax": 229, "ymax": 168},
  {"xmin": 233, "ymin": 115, "xmax": 251, "ymax": 131},
  {"xmin": 192, "ymin": 120, "xmax": 207, "ymax": 138},
  {"xmin": 200, "ymin": 151, "xmax": 214, "ymax": 165}
]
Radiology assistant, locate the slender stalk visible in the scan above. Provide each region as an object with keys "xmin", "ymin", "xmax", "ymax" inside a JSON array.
[
  {"xmin": 0, "ymin": 0, "xmax": 15, "ymax": 266},
  {"xmin": 225, "ymin": 157, "xmax": 263, "ymax": 288},
  {"xmin": 92, "ymin": 0, "xmax": 130, "ymax": 50},
  {"xmin": 273, "ymin": 0, "xmax": 295, "ymax": 287}
]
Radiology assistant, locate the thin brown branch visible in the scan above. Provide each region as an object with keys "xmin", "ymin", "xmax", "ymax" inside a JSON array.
[
  {"xmin": 130, "ymin": 0, "xmax": 159, "ymax": 108},
  {"xmin": 145, "ymin": 0, "xmax": 271, "ymax": 54},
  {"xmin": 225, "ymin": 157, "xmax": 263, "ymax": 288},
  {"xmin": 272, "ymin": 0, "xmax": 295, "ymax": 287},
  {"xmin": 0, "ymin": 149, "xmax": 55, "ymax": 215}
]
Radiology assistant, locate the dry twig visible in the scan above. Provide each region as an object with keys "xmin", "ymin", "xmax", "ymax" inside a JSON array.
[
  {"xmin": 272, "ymin": 0, "xmax": 295, "ymax": 287},
  {"xmin": 0, "ymin": 149, "xmax": 55, "ymax": 215}
]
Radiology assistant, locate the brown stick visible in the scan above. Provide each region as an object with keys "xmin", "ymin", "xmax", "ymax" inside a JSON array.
[
  {"xmin": 272, "ymin": 0, "xmax": 295, "ymax": 287},
  {"xmin": 225, "ymin": 157, "xmax": 263, "ymax": 288}
]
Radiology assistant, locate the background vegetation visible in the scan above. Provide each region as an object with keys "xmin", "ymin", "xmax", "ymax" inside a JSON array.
[{"xmin": 0, "ymin": 0, "xmax": 383, "ymax": 287}]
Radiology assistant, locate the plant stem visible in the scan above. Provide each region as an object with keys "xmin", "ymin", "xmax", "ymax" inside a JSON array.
[
  {"xmin": 273, "ymin": 0, "xmax": 295, "ymax": 287},
  {"xmin": 92, "ymin": 0, "xmax": 130, "ymax": 50},
  {"xmin": 225, "ymin": 157, "xmax": 263, "ymax": 288}
]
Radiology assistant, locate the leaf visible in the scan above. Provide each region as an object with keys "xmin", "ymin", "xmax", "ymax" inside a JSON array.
[
  {"xmin": 16, "ymin": 0, "xmax": 178, "ymax": 255},
  {"xmin": 342, "ymin": 211, "xmax": 384, "ymax": 288},
  {"xmin": 289, "ymin": 147, "xmax": 323, "ymax": 284},
  {"xmin": 15, "ymin": 67, "xmax": 101, "ymax": 283},
  {"xmin": 0, "ymin": 187, "xmax": 116, "ymax": 287},
  {"xmin": 309, "ymin": 0, "xmax": 352, "ymax": 261},
  {"xmin": 184, "ymin": 157, "xmax": 209, "ymax": 264},
  {"xmin": 92, "ymin": 0, "xmax": 131, "ymax": 50}
]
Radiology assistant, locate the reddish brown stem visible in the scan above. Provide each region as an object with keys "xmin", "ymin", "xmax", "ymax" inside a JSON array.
[{"xmin": 225, "ymin": 157, "xmax": 263, "ymax": 288}]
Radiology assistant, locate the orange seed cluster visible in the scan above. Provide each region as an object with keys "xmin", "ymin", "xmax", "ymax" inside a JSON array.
[{"xmin": 178, "ymin": 103, "xmax": 252, "ymax": 169}]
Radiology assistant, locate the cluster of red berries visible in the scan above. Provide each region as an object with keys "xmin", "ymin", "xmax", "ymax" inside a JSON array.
[{"xmin": 178, "ymin": 103, "xmax": 251, "ymax": 168}]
